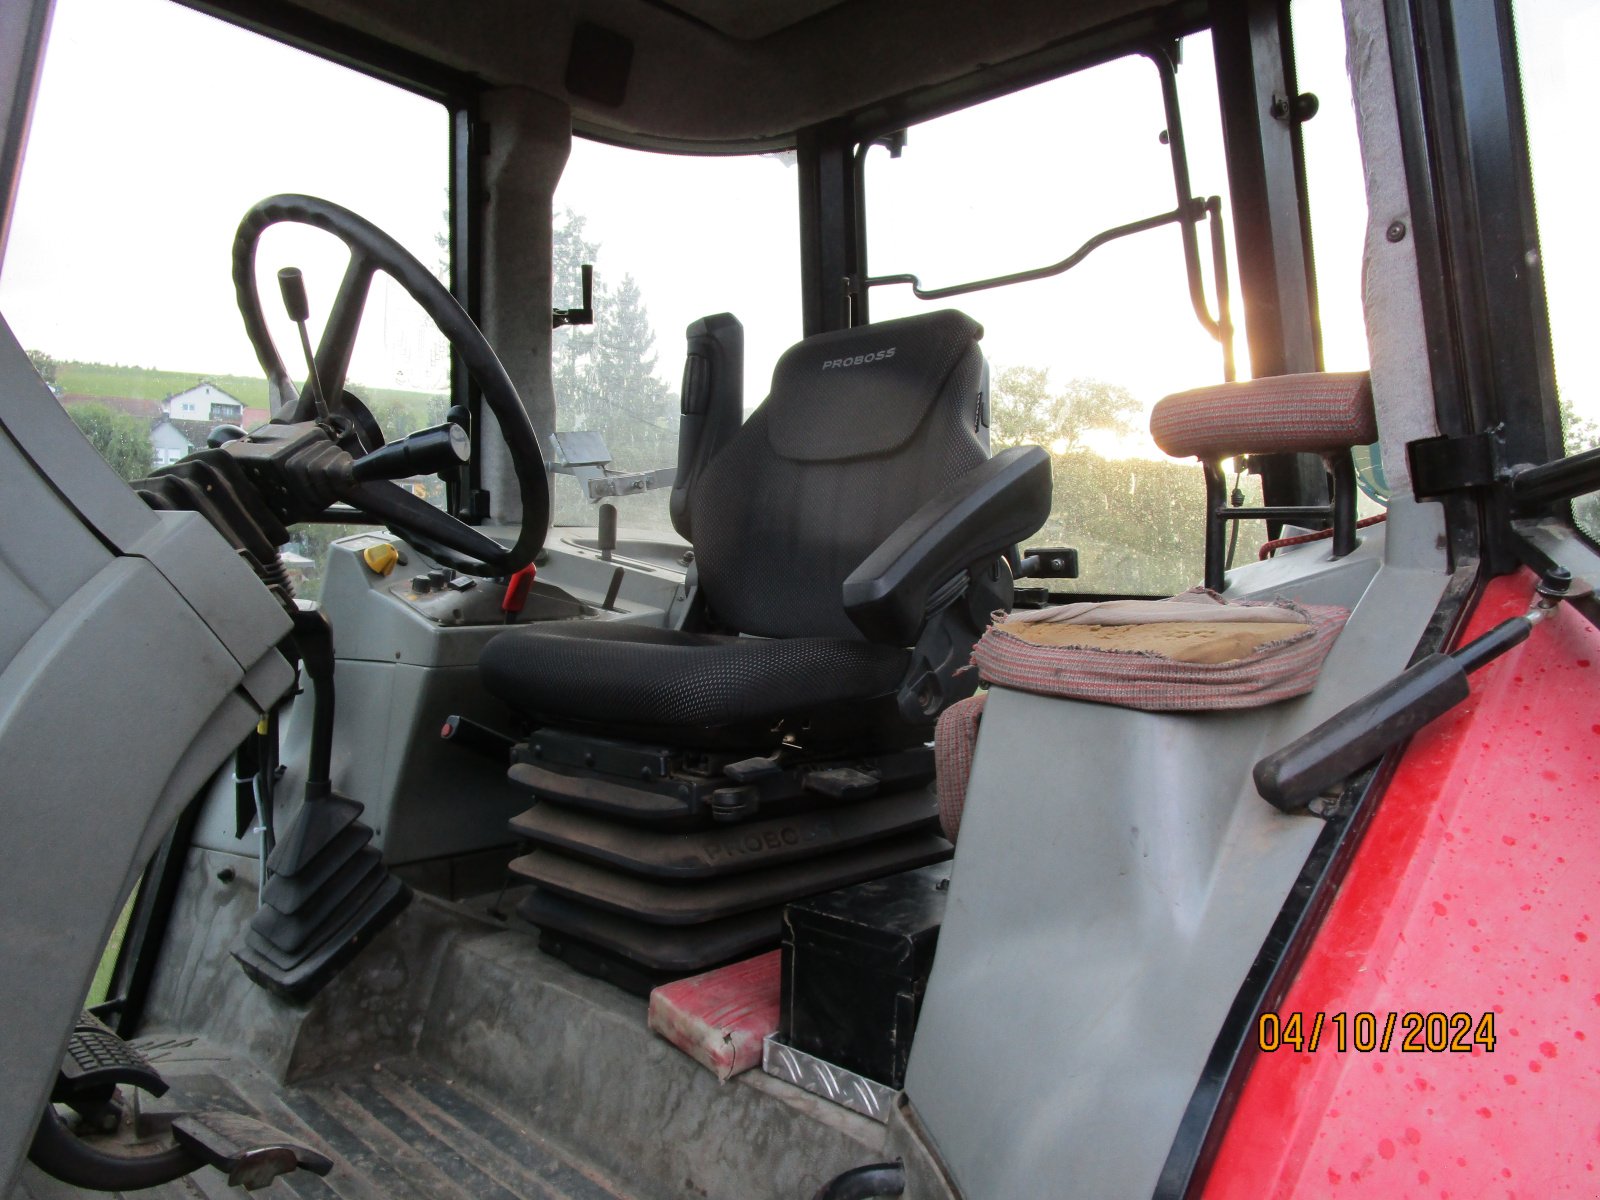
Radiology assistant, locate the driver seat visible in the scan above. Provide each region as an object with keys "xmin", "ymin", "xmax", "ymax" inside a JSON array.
[{"xmin": 479, "ymin": 309, "xmax": 1051, "ymax": 989}]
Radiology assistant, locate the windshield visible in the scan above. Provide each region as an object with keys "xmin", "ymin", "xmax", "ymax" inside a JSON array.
[
  {"xmin": 0, "ymin": 0, "xmax": 451, "ymax": 596},
  {"xmin": 548, "ymin": 138, "xmax": 801, "ymax": 536}
]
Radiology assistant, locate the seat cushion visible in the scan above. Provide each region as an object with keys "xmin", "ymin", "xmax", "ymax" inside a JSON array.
[{"xmin": 480, "ymin": 621, "xmax": 910, "ymax": 731}]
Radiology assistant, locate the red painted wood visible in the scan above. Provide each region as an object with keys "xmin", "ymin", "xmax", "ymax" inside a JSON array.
[
  {"xmin": 647, "ymin": 951, "xmax": 781, "ymax": 1081},
  {"xmin": 1202, "ymin": 570, "xmax": 1600, "ymax": 1198}
]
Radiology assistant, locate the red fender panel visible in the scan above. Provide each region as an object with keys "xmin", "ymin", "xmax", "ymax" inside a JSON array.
[{"xmin": 1202, "ymin": 569, "xmax": 1600, "ymax": 1198}]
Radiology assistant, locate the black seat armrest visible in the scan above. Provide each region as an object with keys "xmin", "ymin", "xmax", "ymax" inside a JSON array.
[{"xmin": 843, "ymin": 445, "xmax": 1052, "ymax": 644}]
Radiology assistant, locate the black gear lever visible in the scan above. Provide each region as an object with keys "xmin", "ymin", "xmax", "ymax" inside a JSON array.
[{"xmin": 277, "ymin": 267, "xmax": 330, "ymax": 422}]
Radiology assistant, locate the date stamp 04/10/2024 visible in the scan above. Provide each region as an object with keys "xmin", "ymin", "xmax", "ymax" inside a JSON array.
[{"xmin": 1257, "ymin": 1011, "xmax": 1498, "ymax": 1054}]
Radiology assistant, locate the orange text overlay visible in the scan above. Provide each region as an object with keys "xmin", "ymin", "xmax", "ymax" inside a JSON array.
[{"xmin": 1256, "ymin": 1011, "xmax": 1496, "ymax": 1053}]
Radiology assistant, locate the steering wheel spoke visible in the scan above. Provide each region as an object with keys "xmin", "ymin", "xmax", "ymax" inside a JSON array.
[
  {"xmin": 344, "ymin": 480, "xmax": 508, "ymax": 573},
  {"xmin": 231, "ymin": 194, "xmax": 549, "ymax": 575},
  {"xmin": 314, "ymin": 252, "xmax": 377, "ymax": 410}
]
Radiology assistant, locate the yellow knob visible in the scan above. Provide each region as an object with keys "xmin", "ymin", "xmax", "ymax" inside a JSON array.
[{"xmin": 362, "ymin": 543, "xmax": 400, "ymax": 576}]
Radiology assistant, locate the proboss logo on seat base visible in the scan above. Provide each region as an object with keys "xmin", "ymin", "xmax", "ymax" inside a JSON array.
[{"xmin": 821, "ymin": 347, "xmax": 896, "ymax": 369}]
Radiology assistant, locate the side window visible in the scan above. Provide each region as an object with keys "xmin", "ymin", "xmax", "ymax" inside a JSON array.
[
  {"xmin": 863, "ymin": 36, "xmax": 1258, "ymax": 596},
  {"xmin": 1292, "ymin": 0, "xmax": 1385, "ymax": 509},
  {"xmin": 549, "ymin": 140, "xmax": 801, "ymax": 537},
  {"xmin": 0, "ymin": 0, "xmax": 451, "ymax": 598},
  {"xmin": 1512, "ymin": 0, "xmax": 1600, "ymax": 541}
]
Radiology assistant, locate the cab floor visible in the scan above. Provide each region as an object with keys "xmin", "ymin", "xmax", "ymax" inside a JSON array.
[{"xmin": 11, "ymin": 1041, "xmax": 635, "ymax": 1200}]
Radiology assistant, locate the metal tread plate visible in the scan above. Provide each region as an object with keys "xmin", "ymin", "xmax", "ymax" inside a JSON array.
[{"xmin": 761, "ymin": 1034, "xmax": 897, "ymax": 1124}]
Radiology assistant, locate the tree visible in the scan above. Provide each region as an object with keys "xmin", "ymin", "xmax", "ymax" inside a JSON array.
[
  {"xmin": 27, "ymin": 349, "xmax": 57, "ymax": 387},
  {"xmin": 1560, "ymin": 398, "xmax": 1600, "ymax": 538},
  {"xmin": 583, "ymin": 273, "xmax": 676, "ymax": 466},
  {"xmin": 1560, "ymin": 396, "xmax": 1599, "ymax": 455},
  {"xmin": 551, "ymin": 207, "xmax": 602, "ymax": 405},
  {"xmin": 68, "ymin": 402, "xmax": 152, "ymax": 481},
  {"xmin": 990, "ymin": 366, "xmax": 1140, "ymax": 454},
  {"xmin": 549, "ymin": 207, "xmax": 680, "ymax": 524}
]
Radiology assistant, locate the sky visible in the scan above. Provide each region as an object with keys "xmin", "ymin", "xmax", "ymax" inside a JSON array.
[{"xmin": 0, "ymin": 0, "xmax": 1593, "ymax": 447}]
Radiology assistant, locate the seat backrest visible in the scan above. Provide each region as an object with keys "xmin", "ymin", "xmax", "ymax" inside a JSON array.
[
  {"xmin": 670, "ymin": 312, "xmax": 744, "ymax": 543},
  {"xmin": 687, "ymin": 309, "xmax": 988, "ymax": 641}
]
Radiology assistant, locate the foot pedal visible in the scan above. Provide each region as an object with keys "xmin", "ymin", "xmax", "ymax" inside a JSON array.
[
  {"xmin": 172, "ymin": 1112, "xmax": 333, "ymax": 1190},
  {"xmin": 54, "ymin": 1012, "xmax": 168, "ymax": 1103}
]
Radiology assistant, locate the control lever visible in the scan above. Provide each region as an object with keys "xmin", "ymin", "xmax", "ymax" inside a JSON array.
[
  {"xmin": 597, "ymin": 501, "xmax": 618, "ymax": 561},
  {"xmin": 1018, "ymin": 546, "xmax": 1079, "ymax": 579},
  {"xmin": 1254, "ymin": 567, "xmax": 1582, "ymax": 812},
  {"xmin": 441, "ymin": 713, "xmax": 517, "ymax": 761},
  {"xmin": 277, "ymin": 267, "xmax": 329, "ymax": 422},
  {"xmin": 501, "ymin": 563, "xmax": 538, "ymax": 620},
  {"xmin": 349, "ymin": 422, "xmax": 470, "ymax": 484}
]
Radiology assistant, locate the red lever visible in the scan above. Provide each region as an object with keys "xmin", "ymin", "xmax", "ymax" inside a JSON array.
[{"xmin": 502, "ymin": 564, "xmax": 538, "ymax": 616}]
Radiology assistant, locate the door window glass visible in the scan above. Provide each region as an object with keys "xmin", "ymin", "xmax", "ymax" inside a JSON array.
[
  {"xmin": 864, "ymin": 36, "xmax": 1258, "ymax": 596},
  {"xmin": 1512, "ymin": 1, "xmax": 1600, "ymax": 541}
]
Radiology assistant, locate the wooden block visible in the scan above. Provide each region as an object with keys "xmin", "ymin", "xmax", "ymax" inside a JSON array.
[{"xmin": 647, "ymin": 951, "xmax": 781, "ymax": 1081}]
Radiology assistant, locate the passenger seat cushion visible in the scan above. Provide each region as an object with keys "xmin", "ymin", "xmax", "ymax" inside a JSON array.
[
  {"xmin": 972, "ymin": 589, "xmax": 1349, "ymax": 712},
  {"xmin": 1150, "ymin": 371, "xmax": 1376, "ymax": 460}
]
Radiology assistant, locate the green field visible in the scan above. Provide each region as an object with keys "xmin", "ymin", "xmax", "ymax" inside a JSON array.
[{"xmin": 55, "ymin": 361, "xmax": 443, "ymax": 421}]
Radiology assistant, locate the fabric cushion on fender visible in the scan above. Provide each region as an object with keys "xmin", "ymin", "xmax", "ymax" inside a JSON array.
[
  {"xmin": 972, "ymin": 588, "xmax": 1350, "ymax": 712},
  {"xmin": 479, "ymin": 621, "xmax": 909, "ymax": 729}
]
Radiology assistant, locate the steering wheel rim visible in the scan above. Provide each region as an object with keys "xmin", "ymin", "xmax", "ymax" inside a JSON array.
[{"xmin": 231, "ymin": 193, "xmax": 549, "ymax": 575}]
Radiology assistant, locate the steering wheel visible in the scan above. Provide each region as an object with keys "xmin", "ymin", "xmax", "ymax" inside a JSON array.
[{"xmin": 231, "ymin": 194, "xmax": 549, "ymax": 575}]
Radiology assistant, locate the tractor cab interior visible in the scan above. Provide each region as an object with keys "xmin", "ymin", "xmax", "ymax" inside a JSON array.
[{"xmin": 2, "ymin": 0, "xmax": 1597, "ymax": 1197}]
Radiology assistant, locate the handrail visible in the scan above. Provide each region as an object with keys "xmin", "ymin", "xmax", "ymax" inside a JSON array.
[
  {"xmin": 848, "ymin": 44, "xmax": 1237, "ymax": 382},
  {"xmin": 853, "ymin": 203, "xmax": 1200, "ymax": 302}
]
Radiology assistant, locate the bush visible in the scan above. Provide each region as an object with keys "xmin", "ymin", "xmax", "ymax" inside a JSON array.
[{"xmin": 67, "ymin": 403, "xmax": 152, "ymax": 482}]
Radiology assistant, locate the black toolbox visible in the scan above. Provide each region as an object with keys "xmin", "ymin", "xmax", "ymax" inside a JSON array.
[{"xmin": 779, "ymin": 861, "xmax": 950, "ymax": 1089}]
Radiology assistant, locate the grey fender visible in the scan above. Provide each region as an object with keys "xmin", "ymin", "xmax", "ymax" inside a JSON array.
[{"xmin": 0, "ymin": 319, "xmax": 294, "ymax": 1194}]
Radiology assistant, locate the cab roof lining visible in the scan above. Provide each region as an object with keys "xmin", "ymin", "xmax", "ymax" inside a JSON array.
[{"xmin": 184, "ymin": 0, "xmax": 1189, "ymax": 149}]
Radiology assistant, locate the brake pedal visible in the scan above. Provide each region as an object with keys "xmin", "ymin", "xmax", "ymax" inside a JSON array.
[
  {"xmin": 54, "ymin": 1011, "xmax": 168, "ymax": 1104},
  {"xmin": 173, "ymin": 1112, "xmax": 333, "ymax": 1190},
  {"xmin": 32, "ymin": 1014, "xmax": 333, "ymax": 1193}
]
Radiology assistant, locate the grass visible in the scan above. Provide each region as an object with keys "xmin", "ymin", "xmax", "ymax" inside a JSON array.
[
  {"xmin": 54, "ymin": 361, "xmax": 442, "ymax": 419},
  {"xmin": 88, "ymin": 886, "xmax": 139, "ymax": 1007}
]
